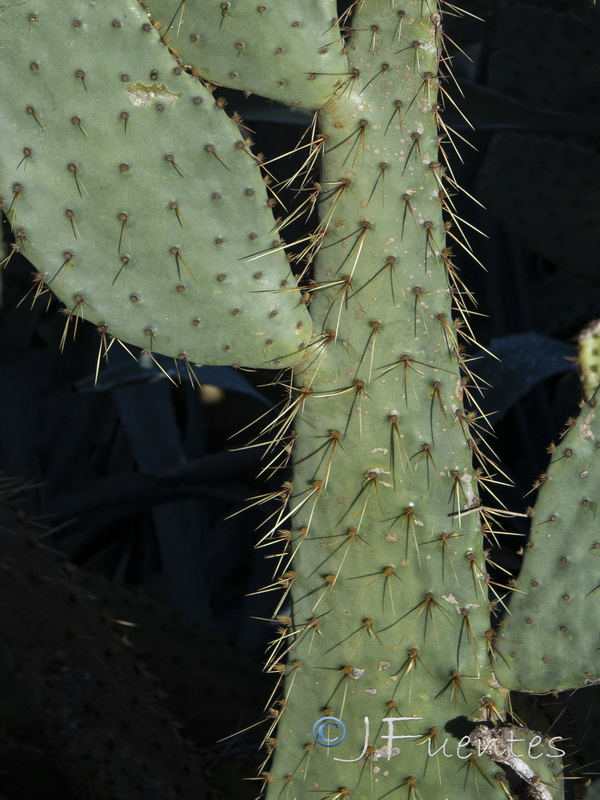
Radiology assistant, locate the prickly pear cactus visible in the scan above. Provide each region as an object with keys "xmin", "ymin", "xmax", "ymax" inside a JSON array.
[
  {"xmin": 0, "ymin": 1, "xmax": 311, "ymax": 368},
  {"xmin": 1, "ymin": 2, "xmax": 598, "ymax": 800}
]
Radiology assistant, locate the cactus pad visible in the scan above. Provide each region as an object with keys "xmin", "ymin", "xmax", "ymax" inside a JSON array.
[
  {"xmin": 0, "ymin": 1, "xmax": 311, "ymax": 368},
  {"xmin": 144, "ymin": 0, "xmax": 347, "ymax": 109},
  {"xmin": 495, "ymin": 397, "xmax": 600, "ymax": 693}
]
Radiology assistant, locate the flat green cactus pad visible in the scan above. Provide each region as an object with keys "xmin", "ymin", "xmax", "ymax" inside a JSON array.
[
  {"xmin": 144, "ymin": 0, "xmax": 347, "ymax": 109},
  {"xmin": 495, "ymin": 397, "xmax": 600, "ymax": 693},
  {"xmin": 0, "ymin": 1, "xmax": 311, "ymax": 368}
]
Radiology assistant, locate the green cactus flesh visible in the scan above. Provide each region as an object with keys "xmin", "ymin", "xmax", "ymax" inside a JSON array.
[
  {"xmin": 578, "ymin": 321, "xmax": 600, "ymax": 401},
  {"xmin": 144, "ymin": 0, "xmax": 347, "ymax": 110},
  {"xmin": 261, "ymin": 4, "xmax": 540, "ymax": 799},
  {"xmin": 494, "ymin": 396, "xmax": 600, "ymax": 694},
  {"xmin": 0, "ymin": 1, "xmax": 311, "ymax": 368}
]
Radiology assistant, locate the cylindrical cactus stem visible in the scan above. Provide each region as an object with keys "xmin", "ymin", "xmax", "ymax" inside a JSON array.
[{"xmin": 264, "ymin": 4, "xmax": 508, "ymax": 798}]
